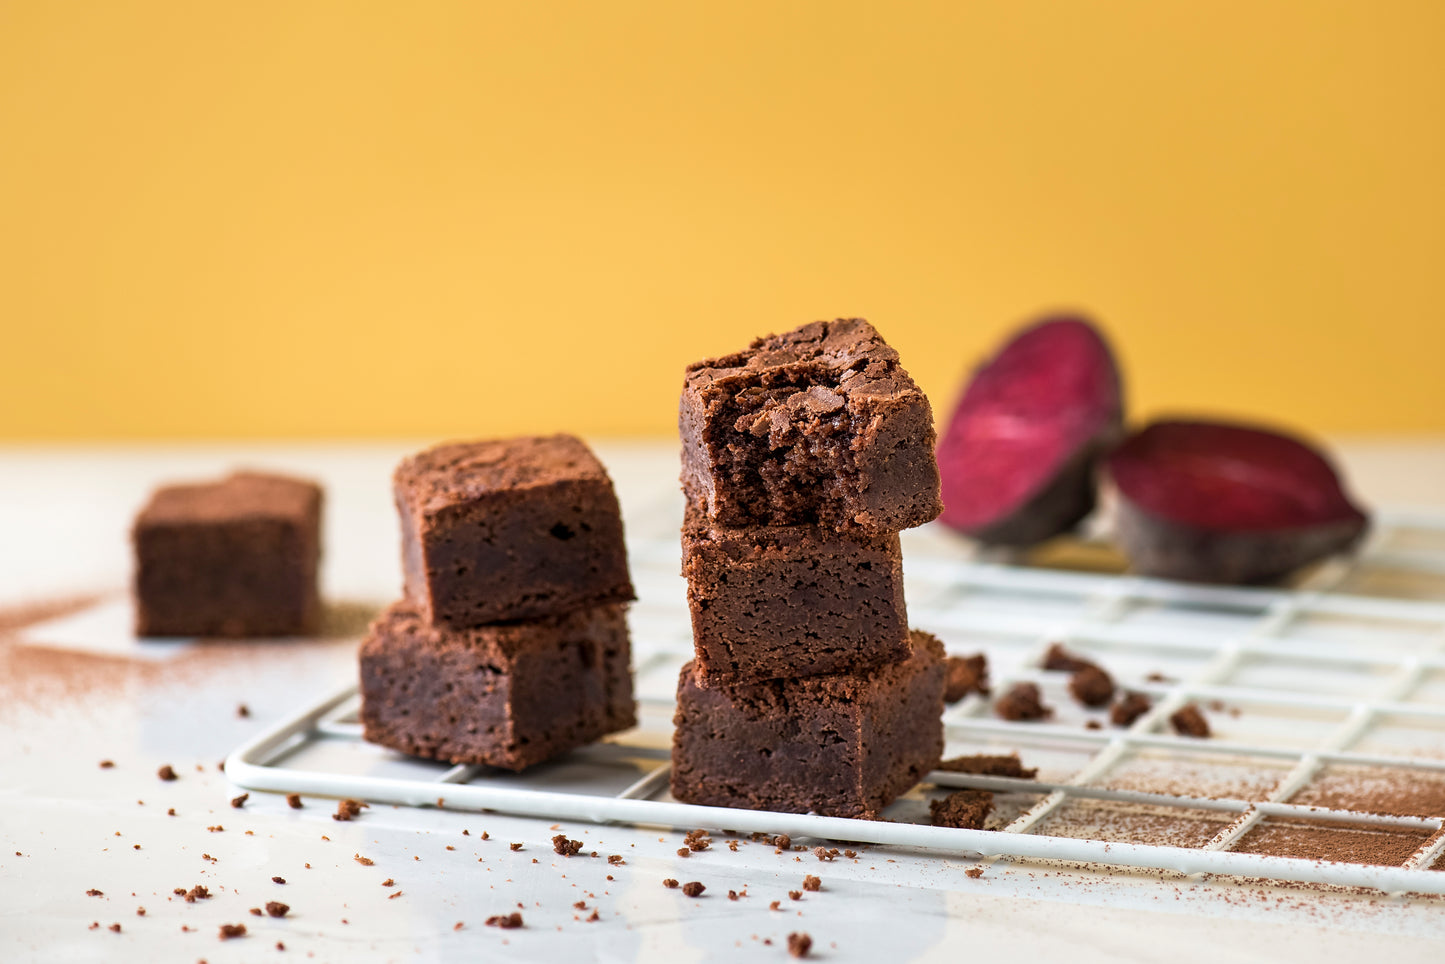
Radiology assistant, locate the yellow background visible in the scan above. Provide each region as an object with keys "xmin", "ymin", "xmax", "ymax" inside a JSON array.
[{"xmin": 2, "ymin": 2, "xmax": 1442, "ymax": 440}]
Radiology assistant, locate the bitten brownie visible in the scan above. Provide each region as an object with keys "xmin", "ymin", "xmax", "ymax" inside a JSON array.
[
  {"xmin": 682, "ymin": 501, "xmax": 909, "ymax": 687},
  {"xmin": 132, "ymin": 471, "xmax": 322, "ymax": 637},
  {"xmin": 670, "ymin": 630, "xmax": 945, "ymax": 817},
  {"xmin": 395, "ymin": 435, "xmax": 635, "ymax": 627},
  {"xmin": 358, "ymin": 600, "xmax": 635, "ymax": 770},
  {"xmin": 680, "ymin": 318, "xmax": 943, "ymax": 534}
]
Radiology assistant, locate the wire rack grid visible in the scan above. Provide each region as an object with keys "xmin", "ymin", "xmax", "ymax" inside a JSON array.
[{"xmin": 227, "ymin": 504, "xmax": 1445, "ymax": 895}]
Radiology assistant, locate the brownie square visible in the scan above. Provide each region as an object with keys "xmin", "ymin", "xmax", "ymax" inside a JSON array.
[
  {"xmin": 358, "ymin": 600, "xmax": 636, "ymax": 770},
  {"xmin": 395, "ymin": 435, "xmax": 635, "ymax": 628},
  {"xmin": 132, "ymin": 471, "xmax": 322, "ymax": 637},
  {"xmin": 680, "ymin": 318, "xmax": 943, "ymax": 534},
  {"xmin": 682, "ymin": 500, "xmax": 910, "ymax": 686},
  {"xmin": 670, "ymin": 630, "xmax": 945, "ymax": 817}
]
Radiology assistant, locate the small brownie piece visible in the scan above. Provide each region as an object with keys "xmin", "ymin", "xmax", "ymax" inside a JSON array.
[
  {"xmin": 682, "ymin": 501, "xmax": 909, "ymax": 686},
  {"xmin": 358, "ymin": 600, "xmax": 635, "ymax": 770},
  {"xmin": 1111, "ymin": 691, "xmax": 1153, "ymax": 727},
  {"xmin": 943, "ymin": 653, "xmax": 990, "ymax": 702},
  {"xmin": 936, "ymin": 753, "xmax": 1038, "ymax": 780},
  {"xmin": 395, "ymin": 435, "xmax": 635, "ymax": 628},
  {"xmin": 1068, "ymin": 664, "xmax": 1115, "ymax": 708},
  {"xmin": 670, "ymin": 631, "xmax": 945, "ymax": 818},
  {"xmin": 994, "ymin": 682, "xmax": 1051, "ymax": 721},
  {"xmin": 929, "ymin": 790, "xmax": 994, "ymax": 830},
  {"xmin": 680, "ymin": 318, "xmax": 943, "ymax": 534},
  {"xmin": 132, "ymin": 471, "xmax": 322, "ymax": 637}
]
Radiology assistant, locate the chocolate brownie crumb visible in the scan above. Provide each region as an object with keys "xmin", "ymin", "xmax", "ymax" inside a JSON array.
[
  {"xmin": 1085, "ymin": 720, "xmax": 1102, "ymax": 730},
  {"xmin": 278, "ymin": 940, "xmax": 287, "ymax": 949},
  {"xmin": 249, "ymin": 908, "xmax": 263, "ymax": 917},
  {"xmin": 333, "ymin": 798, "xmax": 366, "ymax": 821},
  {"xmin": 264, "ymin": 901, "xmax": 288, "ymax": 918},
  {"xmin": 1069, "ymin": 664, "xmax": 1114, "ymax": 707},
  {"xmin": 184, "ymin": 885, "xmax": 210, "ymax": 902},
  {"xmin": 1042, "ymin": 643, "xmax": 1094, "ymax": 672},
  {"xmin": 230, "ymin": 793, "xmax": 249, "ymax": 809},
  {"xmin": 663, "ymin": 879, "xmax": 679, "ymax": 889},
  {"xmin": 552, "ymin": 835, "xmax": 583, "ymax": 857},
  {"xmin": 136, "ymin": 908, "xmax": 145, "ymax": 916},
  {"xmin": 681, "ymin": 881, "xmax": 705, "ymax": 897},
  {"xmin": 480, "ymin": 831, "xmax": 490, "ymax": 840},
  {"xmin": 684, "ymin": 829, "xmax": 711, "ymax": 851},
  {"xmin": 1146, "ymin": 672, "xmax": 1173, "ymax": 683},
  {"xmin": 381, "ymin": 878, "xmax": 394, "ymax": 887},
  {"xmin": 108, "ymin": 923, "xmax": 121, "ymax": 933},
  {"xmin": 1170, "ymin": 704, "xmax": 1210, "ymax": 738},
  {"xmin": 788, "ymin": 890, "xmax": 802, "ymax": 901},
  {"xmin": 207, "ymin": 825, "xmax": 224, "ymax": 832},
  {"xmin": 286, "ymin": 794, "xmax": 302, "ymax": 809},
  {"xmin": 769, "ymin": 900, "xmax": 781, "ymax": 911},
  {"xmin": 788, "ymin": 932, "xmax": 812, "ymax": 958},
  {"xmin": 573, "ymin": 901, "xmax": 587, "ymax": 910},
  {"xmin": 509, "ymin": 843, "xmax": 522, "ymax": 852},
  {"xmin": 943, "ymin": 653, "xmax": 990, "ymax": 702},
  {"xmin": 237, "ymin": 704, "xmax": 250, "ymax": 718},
  {"xmin": 354, "ymin": 854, "xmax": 374, "ymax": 866},
  {"xmin": 388, "ymin": 891, "xmax": 403, "ymax": 899},
  {"xmin": 587, "ymin": 909, "xmax": 600, "ymax": 922},
  {"xmin": 86, "ymin": 889, "xmax": 103, "ymax": 897},
  {"xmin": 453, "ymin": 923, "xmax": 464, "ymax": 932},
  {"xmin": 994, "ymin": 683, "xmax": 1051, "ymax": 721},
  {"xmin": 844, "ymin": 850, "xmax": 857, "ymax": 858},
  {"xmin": 157, "ymin": 765, "xmax": 177, "ymax": 781},
  {"xmin": 272, "ymin": 877, "xmax": 285, "ymax": 884},
  {"xmin": 965, "ymin": 867, "xmax": 984, "ymax": 879},
  {"xmin": 676, "ymin": 848, "xmax": 690, "ymax": 858},
  {"xmin": 607, "ymin": 855, "xmax": 624, "ymax": 865},
  {"xmin": 99, "ymin": 760, "xmax": 114, "ymax": 769},
  {"xmin": 728, "ymin": 890, "xmax": 739, "ymax": 901},
  {"xmin": 929, "ymin": 790, "xmax": 995, "ymax": 830},
  {"xmin": 728, "ymin": 840, "xmax": 739, "ymax": 852},
  {"xmin": 802, "ymin": 875, "xmax": 821, "ymax": 892},
  {"xmin": 1111, "ymin": 691, "xmax": 1152, "ymax": 726},
  {"xmin": 773, "ymin": 834, "xmax": 791, "ymax": 850},
  {"xmin": 167, "ymin": 808, "xmax": 176, "ymax": 816},
  {"xmin": 485, "ymin": 913, "xmax": 523, "ymax": 929},
  {"xmin": 218, "ymin": 923, "xmax": 247, "ymax": 940}
]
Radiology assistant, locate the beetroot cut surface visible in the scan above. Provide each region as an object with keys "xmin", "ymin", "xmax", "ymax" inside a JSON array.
[
  {"xmin": 1105, "ymin": 419, "xmax": 1369, "ymax": 585},
  {"xmin": 937, "ymin": 315, "xmax": 1123, "ymax": 545}
]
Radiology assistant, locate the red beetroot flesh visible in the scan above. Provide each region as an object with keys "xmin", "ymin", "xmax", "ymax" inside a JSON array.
[
  {"xmin": 938, "ymin": 316, "xmax": 1122, "ymax": 545},
  {"xmin": 1106, "ymin": 420, "xmax": 1369, "ymax": 584}
]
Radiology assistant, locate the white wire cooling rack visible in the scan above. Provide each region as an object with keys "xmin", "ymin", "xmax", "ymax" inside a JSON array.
[{"xmin": 227, "ymin": 505, "xmax": 1445, "ymax": 895}]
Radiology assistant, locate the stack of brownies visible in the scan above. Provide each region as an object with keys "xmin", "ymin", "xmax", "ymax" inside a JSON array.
[
  {"xmin": 359, "ymin": 435, "xmax": 638, "ymax": 770},
  {"xmin": 670, "ymin": 319, "xmax": 948, "ymax": 818}
]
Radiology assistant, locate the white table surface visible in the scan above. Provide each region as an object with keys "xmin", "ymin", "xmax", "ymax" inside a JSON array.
[{"xmin": 2, "ymin": 439, "xmax": 1444, "ymax": 963}]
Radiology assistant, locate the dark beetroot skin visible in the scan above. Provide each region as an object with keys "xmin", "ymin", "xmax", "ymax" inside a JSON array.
[
  {"xmin": 937, "ymin": 316, "xmax": 1123, "ymax": 545},
  {"xmin": 1105, "ymin": 419, "xmax": 1369, "ymax": 584}
]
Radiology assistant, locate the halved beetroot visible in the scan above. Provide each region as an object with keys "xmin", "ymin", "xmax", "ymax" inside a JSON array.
[
  {"xmin": 1105, "ymin": 419, "xmax": 1369, "ymax": 584},
  {"xmin": 937, "ymin": 315, "xmax": 1123, "ymax": 545}
]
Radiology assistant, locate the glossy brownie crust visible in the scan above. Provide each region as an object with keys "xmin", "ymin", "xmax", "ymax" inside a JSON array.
[
  {"xmin": 682, "ymin": 501, "xmax": 909, "ymax": 686},
  {"xmin": 680, "ymin": 318, "xmax": 943, "ymax": 534},
  {"xmin": 670, "ymin": 630, "xmax": 944, "ymax": 817},
  {"xmin": 395, "ymin": 435, "xmax": 635, "ymax": 628},
  {"xmin": 359, "ymin": 600, "xmax": 636, "ymax": 771},
  {"xmin": 133, "ymin": 472, "xmax": 322, "ymax": 637}
]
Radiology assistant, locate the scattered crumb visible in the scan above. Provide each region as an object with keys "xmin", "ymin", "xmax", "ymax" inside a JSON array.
[
  {"xmin": 230, "ymin": 794, "xmax": 249, "ymax": 809},
  {"xmin": 157, "ymin": 765, "xmax": 177, "ymax": 781},
  {"xmin": 551, "ymin": 835, "xmax": 583, "ymax": 857},
  {"xmin": 183, "ymin": 885, "xmax": 211, "ymax": 903},
  {"xmin": 1042, "ymin": 643, "xmax": 1093, "ymax": 672},
  {"xmin": 453, "ymin": 922, "xmax": 464, "ymax": 931},
  {"xmin": 272, "ymin": 876, "xmax": 286, "ymax": 884},
  {"xmin": 943, "ymin": 653, "xmax": 990, "ymax": 702},
  {"xmin": 136, "ymin": 907, "xmax": 145, "ymax": 916},
  {"xmin": 936, "ymin": 754, "xmax": 1038, "ymax": 781},
  {"xmin": 207, "ymin": 826, "xmax": 224, "ymax": 833},
  {"xmin": 485, "ymin": 913, "xmax": 523, "ymax": 929},
  {"xmin": 802, "ymin": 875, "xmax": 821, "ymax": 892},
  {"xmin": 728, "ymin": 890, "xmax": 740, "ymax": 901},
  {"xmin": 237, "ymin": 704, "xmax": 250, "ymax": 718},
  {"xmin": 1111, "ymin": 691, "xmax": 1153, "ymax": 727},
  {"xmin": 930, "ymin": 790, "xmax": 995, "ymax": 829},
  {"xmin": 354, "ymin": 854, "xmax": 374, "ymax": 866},
  {"xmin": 1085, "ymin": 720, "xmax": 1103, "ymax": 730},
  {"xmin": 965, "ymin": 867, "xmax": 984, "ymax": 879},
  {"xmin": 676, "ymin": 848, "xmax": 690, "ymax": 858},
  {"xmin": 381, "ymin": 879, "xmax": 395, "ymax": 887},
  {"xmin": 663, "ymin": 879, "xmax": 679, "ymax": 889},
  {"xmin": 587, "ymin": 909, "xmax": 599, "ymax": 922},
  {"xmin": 1068, "ymin": 664, "xmax": 1115, "ymax": 707},
  {"xmin": 167, "ymin": 808, "xmax": 176, "ymax": 817},
  {"xmin": 1171, "ymin": 703, "xmax": 1211, "ymax": 738},
  {"xmin": 86, "ymin": 889, "xmax": 103, "ymax": 897},
  {"xmin": 788, "ymin": 890, "xmax": 802, "ymax": 901},
  {"xmin": 994, "ymin": 682, "xmax": 1051, "ymax": 721},
  {"xmin": 787, "ymin": 932, "xmax": 812, "ymax": 958},
  {"xmin": 684, "ymin": 829, "xmax": 711, "ymax": 852},
  {"xmin": 681, "ymin": 881, "xmax": 705, "ymax": 898},
  {"xmin": 265, "ymin": 902, "xmax": 288, "ymax": 918},
  {"xmin": 773, "ymin": 834, "xmax": 791, "ymax": 850},
  {"xmin": 333, "ymin": 799, "xmax": 366, "ymax": 822},
  {"xmin": 607, "ymin": 855, "xmax": 624, "ymax": 865},
  {"xmin": 509, "ymin": 843, "xmax": 522, "ymax": 852},
  {"xmin": 249, "ymin": 908, "xmax": 263, "ymax": 917},
  {"xmin": 286, "ymin": 794, "xmax": 303, "ymax": 810},
  {"xmin": 218, "ymin": 923, "xmax": 247, "ymax": 940},
  {"xmin": 728, "ymin": 841, "xmax": 739, "ymax": 852},
  {"xmin": 108, "ymin": 923, "xmax": 121, "ymax": 933},
  {"xmin": 388, "ymin": 891, "xmax": 403, "ymax": 900},
  {"xmin": 769, "ymin": 901, "xmax": 781, "ymax": 911},
  {"xmin": 813, "ymin": 847, "xmax": 838, "ymax": 862},
  {"xmin": 99, "ymin": 760, "xmax": 115, "ymax": 769}
]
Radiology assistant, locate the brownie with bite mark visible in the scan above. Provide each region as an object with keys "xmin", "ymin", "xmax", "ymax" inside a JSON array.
[
  {"xmin": 395, "ymin": 435, "xmax": 635, "ymax": 628},
  {"xmin": 680, "ymin": 318, "xmax": 942, "ymax": 535},
  {"xmin": 670, "ymin": 630, "xmax": 944, "ymax": 817},
  {"xmin": 358, "ymin": 600, "xmax": 635, "ymax": 770},
  {"xmin": 132, "ymin": 471, "xmax": 322, "ymax": 637},
  {"xmin": 682, "ymin": 500, "xmax": 909, "ymax": 687}
]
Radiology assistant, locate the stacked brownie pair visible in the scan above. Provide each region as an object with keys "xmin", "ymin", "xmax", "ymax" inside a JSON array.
[
  {"xmin": 358, "ymin": 435, "xmax": 638, "ymax": 771},
  {"xmin": 670, "ymin": 319, "xmax": 949, "ymax": 818}
]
